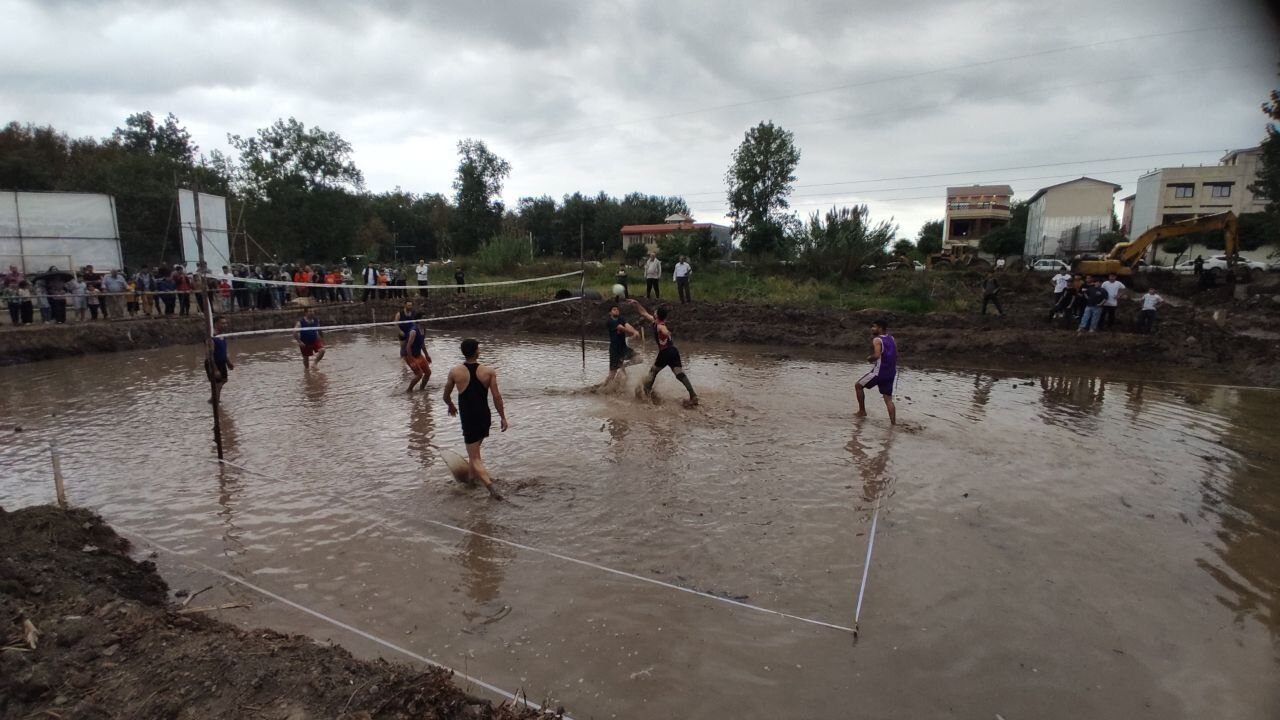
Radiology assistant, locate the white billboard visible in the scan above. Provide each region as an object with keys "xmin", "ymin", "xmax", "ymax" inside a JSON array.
[
  {"xmin": 178, "ymin": 189, "xmax": 231, "ymax": 272},
  {"xmin": 0, "ymin": 191, "xmax": 123, "ymax": 272}
]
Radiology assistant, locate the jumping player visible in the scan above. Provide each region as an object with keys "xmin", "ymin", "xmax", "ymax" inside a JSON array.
[
  {"xmin": 443, "ymin": 338, "xmax": 507, "ymax": 500},
  {"xmin": 628, "ymin": 300, "xmax": 698, "ymax": 407},
  {"xmin": 206, "ymin": 316, "xmax": 233, "ymax": 405},
  {"xmin": 403, "ymin": 320, "xmax": 432, "ymax": 392},
  {"xmin": 855, "ymin": 319, "xmax": 897, "ymax": 425},
  {"xmin": 292, "ymin": 307, "xmax": 325, "ymax": 369},
  {"xmin": 601, "ymin": 303, "xmax": 641, "ymax": 389}
]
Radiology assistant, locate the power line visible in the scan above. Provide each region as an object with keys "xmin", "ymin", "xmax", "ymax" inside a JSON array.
[{"xmin": 517, "ymin": 24, "xmax": 1250, "ymax": 143}]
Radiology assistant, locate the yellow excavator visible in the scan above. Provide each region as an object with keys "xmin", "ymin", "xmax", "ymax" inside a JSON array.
[
  {"xmin": 1075, "ymin": 212, "xmax": 1239, "ymax": 279},
  {"xmin": 927, "ymin": 244, "xmax": 992, "ymax": 270}
]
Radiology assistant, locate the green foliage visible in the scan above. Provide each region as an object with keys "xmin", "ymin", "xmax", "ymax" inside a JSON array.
[
  {"xmin": 916, "ymin": 219, "xmax": 943, "ymax": 255},
  {"xmin": 471, "ymin": 233, "xmax": 528, "ymax": 275},
  {"xmin": 978, "ymin": 225, "xmax": 1023, "ymax": 257},
  {"xmin": 1238, "ymin": 212, "xmax": 1278, "ymax": 251},
  {"xmin": 726, "ymin": 121, "xmax": 800, "ymax": 256},
  {"xmin": 452, "ymin": 138, "xmax": 511, "ymax": 256},
  {"xmin": 892, "ymin": 239, "xmax": 916, "ymax": 258},
  {"xmin": 656, "ymin": 233, "xmax": 688, "ymax": 260},
  {"xmin": 1161, "ymin": 236, "xmax": 1191, "ymax": 266},
  {"xmin": 1251, "ymin": 81, "xmax": 1280, "ymax": 214},
  {"xmin": 111, "ymin": 112, "xmax": 195, "ymax": 164},
  {"xmin": 624, "ymin": 242, "xmax": 648, "ymax": 264},
  {"xmin": 228, "ymin": 117, "xmax": 364, "ymax": 198},
  {"xmin": 517, "ymin": 191, "xmax": 688, "ymax": 259},
  {"xmin": 795, "ymin": 205, "xmax": 897, "ymax": 279},
  {"xmin": 686, "ymin": 227, "xmax": 723, "ymax": 263},
  {"xmin": 1095, "ymin": 231, "xmax": 1127, "ymax": 254}
]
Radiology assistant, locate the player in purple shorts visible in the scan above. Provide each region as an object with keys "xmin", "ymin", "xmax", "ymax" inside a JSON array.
[{"xmin": 855, "ymin": 318, "xmax": 897, "ymax": 425}]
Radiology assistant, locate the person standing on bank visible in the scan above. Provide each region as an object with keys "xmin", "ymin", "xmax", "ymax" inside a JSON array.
[
  {"xmin": 443, "ymin": 338, "xmax": 507, "ymax": 500},
  {"xmin": 362, "ymin": 264, "xmax": 378, "ymax": 302},
  {"xmin": 1100, "ymin": 272, "xmax": 1125, "ymax": 330},
  {"xmin": 615, "ymin": 264, "xmax": 630, "ymax": 299},
  {"xmin": 1137, "ymin": 287, "xmax": 1164, "ymax": 334},
  {"xmin": 416, "ymin": 259, "xmax": 430, "ymax": 298},
  {"xmin": 674, "ymin": 255, "xmax": 692, "ymax": 304},
  {"xmin": 981, "ymin": 273, "xmax": 1003, "ymax": 316},
  {"xmin": 644, "ymin": 252, "xmax": 661, "ymax": 299},
  {"xmin": 454, "ymin": 266, "xmax": 466, "ymax": 295}
]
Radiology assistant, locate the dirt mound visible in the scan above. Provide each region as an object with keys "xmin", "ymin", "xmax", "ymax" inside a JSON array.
[{"xmin": 0, "ymin": 505, "xmax": 559, "ymax": 720}]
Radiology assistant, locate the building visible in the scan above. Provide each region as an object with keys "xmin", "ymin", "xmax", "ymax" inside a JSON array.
[
  {"xmin": 1119, "ymin": 193, "xmax": 1135, "ymax": 237},
  {"xmin": 1022, "ymin": 177, "xmax": 1121, "ymax": 258},
  {"xmin": 620, "ymin": 215, "xmax": 732, "ymax": 256},
  {"xmin": 942, "ymin": 184, "xmax": 1013, "ymax": 249}
]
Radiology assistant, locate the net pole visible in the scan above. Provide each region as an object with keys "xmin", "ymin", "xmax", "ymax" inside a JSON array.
[
  {"xmin": 579, "ymin": 223, "xmax": 586, "ymax": 370},
  {"xmin": 192, "ymin": 176, "xmax": 223, "ymax": 460}
]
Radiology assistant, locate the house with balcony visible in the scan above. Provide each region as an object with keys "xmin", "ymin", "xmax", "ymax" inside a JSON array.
[{"xmin": 942, "ymin": 184, "xmax": 1013, "ymax": 249}]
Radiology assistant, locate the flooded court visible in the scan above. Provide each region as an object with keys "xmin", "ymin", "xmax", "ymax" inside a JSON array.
[{"xmin": 1, "ymin": 331, "xmax": 1277, "ymax": 719}]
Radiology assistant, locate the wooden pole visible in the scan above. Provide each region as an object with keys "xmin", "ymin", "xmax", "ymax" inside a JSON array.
[
  {"xmin": 192, "ymin": 174, "xmax": 223, "ymax": 460},
  {"xmin": 50, "ymin": 441, "xmax": 67, "ymax": 509}
]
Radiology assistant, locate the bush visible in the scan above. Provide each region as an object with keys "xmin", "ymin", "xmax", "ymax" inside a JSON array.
[
  {"xmin": 471, "ymin": 233, "xmax": 527, "ymax": 275},
  {"xmin": 624, "ymin": 243, "xmax": 648, "ymax": 264}
]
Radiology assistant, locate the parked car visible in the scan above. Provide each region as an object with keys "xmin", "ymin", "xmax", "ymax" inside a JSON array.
[
  {"xmin": 1173, "ymin": 255, "xmax": 1270, "ymax": 273},
  {"xmin": 1028, "ymin": 258, "xmax": 1070, "ymax": 272},
  {"xmin": 883, "ymin": 260, "xmax": 925, "ymax": 272}
]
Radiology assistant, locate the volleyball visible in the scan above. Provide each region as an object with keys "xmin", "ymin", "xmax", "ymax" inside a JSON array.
[{"xmin": 612, "ymin": 283, "xmax": 626, "ymax": 299}]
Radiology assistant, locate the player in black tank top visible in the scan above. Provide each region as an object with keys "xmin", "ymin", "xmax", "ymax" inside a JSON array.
[
  {"xmin": 627, "ymin": 300, "xmax": 697, "ymax": 407},
  {"xmin": 443, "ymin": 338, "xmax": 508, "ymax": 499}
]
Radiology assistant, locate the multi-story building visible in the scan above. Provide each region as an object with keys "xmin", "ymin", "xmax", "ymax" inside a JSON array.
[
  {"xmin": 942, "ymin": 184, "xmax": 1012, "ymax": 249},
  {"xmin": 620, "ymin": 213, "xmax": 732, "ymax": 255},
  {"xmin": 1130, "ymin": 147, "xmax": 1266, "ymax": 237},
  {"xmin": 1023, "ymin": 177, "xmax": 1121, "ymax": 258}
]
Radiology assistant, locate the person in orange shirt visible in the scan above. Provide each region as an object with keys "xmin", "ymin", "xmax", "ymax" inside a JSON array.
[
  {"xmin": 293, "ymin": 266, "xmax": 310, "ymax": 298},
  {"xmin": 325, "ymin": 269, "xmax": 341, "ymax": 303},
  {"xmin": 377, "ymin": 269, "xmax": 389, "ymax": 300}
]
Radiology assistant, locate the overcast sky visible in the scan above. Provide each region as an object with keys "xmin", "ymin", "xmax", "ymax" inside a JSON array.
[{"xmin": 2, "ymin": 0, "xmax": 1278, "ymax": 238}]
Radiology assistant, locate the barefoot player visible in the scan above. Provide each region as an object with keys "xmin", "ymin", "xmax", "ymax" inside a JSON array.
[
  {"xmin": 403, "ymin": 320, "xmax": 432, "ymax": 392},
  {"xmin": 628, "ymin": 300, "xmax": 698, "ymax": 407},
  {"xmin": 602, "ymin": 303, "xmax": 640, "ymax": 389},
  {"xmin": 443, "ymin": 338, "xmax": 507, "ymax": 500},
  {"xmin": 855, "ymin": 319, "xmax": 897, "ymax": 425},
  {"xmin": 292, "ymin": 307, "xmax": 325, "ymax": 369}
]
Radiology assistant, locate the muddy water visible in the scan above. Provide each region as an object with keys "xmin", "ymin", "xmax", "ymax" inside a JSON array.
[{"xmin": 2, "ymin": 331, "xmax": 1277, "ymax": 719}]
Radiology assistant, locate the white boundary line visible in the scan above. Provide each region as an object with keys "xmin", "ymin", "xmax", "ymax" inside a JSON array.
[
  {"xmin": 208, "ymin": 269, "xmax": 584, "ymax": 291},
  {"xmin": 113, "ymin": 524, "xmax": 569, "ymax": 718},
  {"xmin": 211, "ymin": 457, "xmax": 856, "ymax": 634},
  {"xmin": 220, "ymin": 296, "xmax": 584, "ymax": 338},
  {"xmin": 852, "ymin": 496, "xmax": 882, "ymax": 639}
]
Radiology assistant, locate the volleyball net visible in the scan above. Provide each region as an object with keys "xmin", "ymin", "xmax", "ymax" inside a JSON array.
[{"xmin": 214, "ymin": 268, "xmax": 590, "ymax": 339}]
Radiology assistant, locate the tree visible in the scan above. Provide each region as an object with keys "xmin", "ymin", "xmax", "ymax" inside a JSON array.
[
  {"xmin": 111, "ymin": 111, "xmax": 196, "ymax": 164},
  {"xmin": 916, "ymin": 219, "xmax": 943, "ymax": 256},
  {"xmin": 228, "ymin": 118, "xmax": 364, "ymax": 198},
  {"xmin": 795, "ymin": 205, "xmax": 896, "ymax": 279},
  {"xmin": 686, "ymin": 228, "xmax": 723, "ymax": 263},
  {"xmin": 1250, "ymin": 78, "xmax": 1280, "ymax": 214},
  {"xmin": 624, "ymin": 242, "xmax": 649, "ymax": 264},
  {"xmin": 726, "ymin": 121, "xmax": 800, "ymax": 256},
  {"xmin": 452, "ymin": 138, "xmax": 511, "ymax": 255},
  {"xmin": 892, "ymin": 239, "xmax": 915, "ymax": 258},
  {"xmin": 978, "ymin": 225, "xmax": 1023, "ymax": 257},
  {"xmin": 1238, "ymin": 212, "xmax": 1279, "ymax": 251},
  {"xmin": 657, "ymin": 233, "xmax": 688, "ymax": 260},
  {"xmin": 356, "ymin": 215, "xmax": 394, "ymax": 260},
  {"xmin": 1162, "ymin": 236, "xmax": 1191, "ymax": 268},
  {"xmin": 1095, "ymin": 231, "xmax": 1127, "ymax": 255}
]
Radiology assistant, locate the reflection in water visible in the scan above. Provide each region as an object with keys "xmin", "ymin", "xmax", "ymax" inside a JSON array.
[
  {"xmin": 1036, "ymin": 375, "xmax": 1106, "ymax": 431},
  {"xmin": 303, "ymin": 369, "xmax": 329, "ymax": 406},
  {"xmin": 213, "ymin": 411, "xmax": 246, "ymax": 563},
  {"xmin": 1122, "ymin": 381, "xmax": 1147, "ymax": 424},
  {"xmin": 407, "ymin": 397, "xmax": 438, "ymax": 472},
  {"xmin": 455, "ymin": 511, "xmax": 514, "ymax": 621},
  {"xmin": 966, "ymin": 373, "xmax": 995, "ymax": 421},
  {"xmin": 846, "ymin": 424, "xmax": 894, "ymax": 504}
]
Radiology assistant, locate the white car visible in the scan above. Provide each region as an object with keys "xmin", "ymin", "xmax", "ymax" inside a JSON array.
[
  {"xmin": 1028, "ymin": 258, "xmax": 1070, "ymax": 272},
  {"xmin": 1173, "ymin": 255, "xmax": 1269, "ymax": 273}
]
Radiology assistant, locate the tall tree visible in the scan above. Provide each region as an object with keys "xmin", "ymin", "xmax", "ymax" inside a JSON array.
[
  {"xmin": 1250, "ymin": 79, "xmax": 1280, "ymax": 214},
  {"xmin": 725, "ymin": 121, "xmax": 800, "ymax": 257},
  {"xmin": 452, "ymin": 138, "xmax": 511, "ymax": 255},
  {"xmin": 110, "ymin": 111, "xmax": 196, "ymax": 164},
  {"xmin": 795, "ymin": 205, "xmax": 896, "ymax": 279},
  {"xmin": 228, "ymin": 117, "xmax": 364, "ymax": 198},
  {"xmin": 916, "ymin": 219, "xmax": 944, "ymax": 255}
]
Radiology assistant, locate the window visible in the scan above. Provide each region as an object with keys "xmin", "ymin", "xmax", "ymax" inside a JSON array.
[
  {"xmin": 1208, "ymin": 183, "xmax": 1232, "ymax": 198},
  {"xmin": 1170, "ymin": 184, "xmax": 1194, "ymax": 199}
]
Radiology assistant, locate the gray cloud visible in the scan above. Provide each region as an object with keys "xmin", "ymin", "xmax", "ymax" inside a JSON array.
[{"xmin": 1, "ymin": 0, "xmax": 1276, "ymax": 236}]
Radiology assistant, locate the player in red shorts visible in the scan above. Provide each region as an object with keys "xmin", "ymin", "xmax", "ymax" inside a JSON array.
[
  {"xmin": 292, "ymin": 306, "xmax": 325, "ymax": 370},
  {"xmin": 403, "ymin": 320, "xmax": 432, "ymax": 392}
]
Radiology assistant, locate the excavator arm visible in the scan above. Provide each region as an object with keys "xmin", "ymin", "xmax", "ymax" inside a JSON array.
[{"xmin": 1113, "ymin": 212, "xmax": 1238, "ymax": 267}]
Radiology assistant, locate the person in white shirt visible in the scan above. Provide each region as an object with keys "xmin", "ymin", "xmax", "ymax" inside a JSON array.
[
  {"xmin": 1099, "ymin": 273, "xmax": 1125, "ymax": 330},
  {"xmin": 415, "ymin": 259, "xmax": 430, "ymax": 299},
  {"xmin": 1137, "ymin": 288, "xmax": 1163, "ymax": 334},
  {"xmin": 673, "ymin": 256, "xmax": 692, "ymax": 303},
  {"xmin": 362, "ymin": 264, "xmax": 378, "ymax": 303},
  {"xmin": 1049, "ymin": 271, "xmax": 1072, "ymax": 319},
  {"xmin": 644, "ymin": 253, "xmax": 662, "ymax": 299}
]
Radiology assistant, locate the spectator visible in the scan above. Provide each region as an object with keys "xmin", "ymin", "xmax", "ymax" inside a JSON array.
[
  {"xmin": 454, "ymin": 266, "xmax": 466, "ymax": 295},
  {"xmin": 126, "ymin": 277, "xmax": 140, "ymax": 317},
  {"xmin": 46, "ymin": 268, "xmax": 68, "ymax": 324},
  {"xmin": 102, "ymin": 269, "xmax": 128, "ymax": 318},
  {"xmin": 1078, "ymin": 276, "xmax": 1108, "ymax": 333},
  {"xmin": 1192, "ymin": 255, "xmax": 1204, "ymax": 276},
  {"xmin": 1049, "ymin": 269, "xmax": 1071, "ymax": 317},
  {"xmin": 15, "ymin": 280, "xmax": 34, "ymax": 324},
  {"xmin": 325, "ymin": 267, "xmax": 341, "ymax": 303},
  {"xmin": 674, "ymin": 255, "xmax": 692, "ymax": 304},
  {"xmin": 362, "ymin": 264, "xmax": 378, "ymax": 302},
  {"xmin": 644, "ymin": 252, "xmax": 661, "ymax": 298},
  {"xmin": 172, "ymin": 266, "xmax": 192, "ymax": 316},
  {"xmin": 150, "ymin": 267, "xmax": 165, "ymax": 315},
  {"xmin": 1100, "ymin": 272, "xmax": 1125, "ymax": 330},
  {"xmin": 293, "ymin": 265, "xmax": 311, "ymax": 298},
  {"xmin": 340, "ymin": 266, "xmax": 354, "ymax": 301},
  {"xmin": 234, "ymin": 270, "xmax": 252, "ymax": 312},
  {"xmin": 66, "ymin": 274, "xmax": 86, "ymax": 322},
  {"xmin": 416, "ymin": 259, "xmax": 430, "ymax": 298},
  {"xmin": 135, "ymin": 267, "xmax": 155, "ymax": 317},
  {"xmin": 218, "ymin": 276, "xmax": 233, "ymax": 312},
  {"xmin": 155, "ymin": 274, "xmax": 176, "ymax": 315},
  {"xmin": 35, "ymin": 279, "xmax": 51, "ymax": 323},
  {"xmin": 1137, "ymin": 287, "xmax": 1164, "ymax": 334},
  {"xmin": 3, "ymin": 265, "xmax": 23, "ymax": 325},
  {"xmin": 981, "ymin": 273, "xmax": 1003, "ymax": 316},
  {"xmin": 377, "ymin": 267, "xmax": 390, "ymax": 299}
]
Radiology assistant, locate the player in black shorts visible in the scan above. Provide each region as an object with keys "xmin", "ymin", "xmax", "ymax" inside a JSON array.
[
  {"xmin": 600, "ymin": 303, "xmax": 641, "ymax": 390},
  {"xmin": 628, "ymin": 300, "xmax": 697, "ymax": 407},
  {"xmin": 443, "ymin": 338, "xmax": 507, "ymax": 500}
]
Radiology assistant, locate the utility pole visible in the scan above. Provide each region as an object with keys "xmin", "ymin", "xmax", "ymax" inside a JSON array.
[
  {"xmin": 192, "ymin": 176, "xmax": 223, "ymax": 459},
  {"xmin": 579, "ymin": 222, "xmax": 585, "ymax": 370}
]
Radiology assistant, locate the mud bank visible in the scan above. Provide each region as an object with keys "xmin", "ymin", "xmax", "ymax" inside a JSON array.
[
  {"xmin": 0, "ymin": 505, "xmax": 560, "ymax": 720},
  {"xmin": 3, "ymin": 290, "xmax": 1278, "ymax": 386}
]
